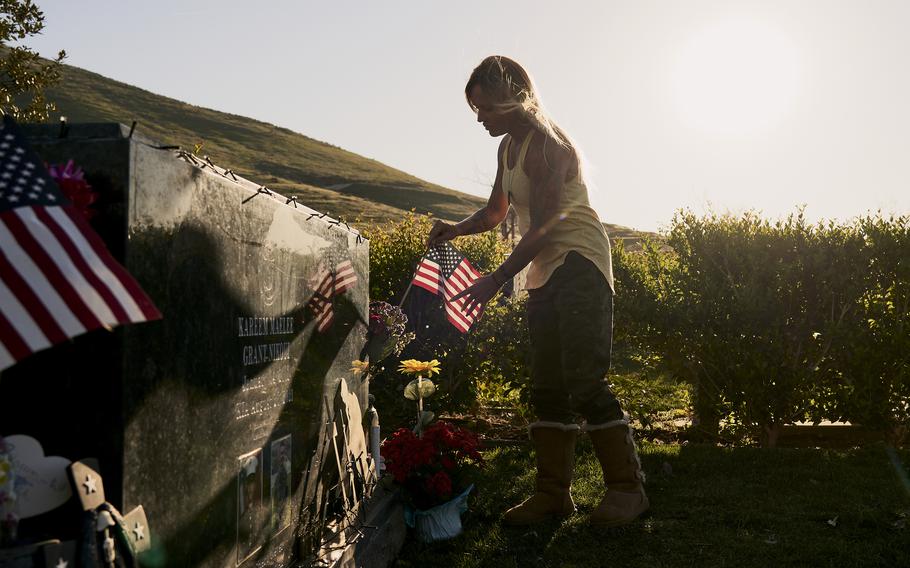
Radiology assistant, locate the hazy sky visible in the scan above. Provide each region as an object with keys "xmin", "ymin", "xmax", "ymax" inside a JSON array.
[{"xmin": 25, "ymin": 0, "xmax": 910, "ymax": 232}]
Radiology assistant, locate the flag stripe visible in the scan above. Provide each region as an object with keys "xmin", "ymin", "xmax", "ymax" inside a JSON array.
[
  {"xmin": 0, "ymin": 306, "xmax": 32, "ymax": 366},
  {"xmin": 413, "ymin": 276, "xmax": 441, "ymax": 294},
  {"xmin": 314, "ymin": 272, "xmax": 333, "ymax": 296},
  {"xmin": 417, "ymin": 259, "xmax": 440, "ymax": 274},
  {"xmin": 34, "ymin": 207, "xmax": 129, "ymax": 324},
  {"xmin": 413, "ymin": 260, "xmax": 441, "ymax": 294},
  {"xmin": 443, "ymin": 262, "xmax": 479, "ymax": 294},
  {"xmin": 337, "ymin": 273, "xmax": 356, "ymax": 284},
  {"xmin": 60, "ymin": 207, "xmax": 162, "ymax": 320},
  {"xmin": 10, "ymin": 207, "xmax": 115, "ymax": 327},
  {"xmin": 446, "ymin": 295, "xmax": 479, "ymax": 320},
  {"xmin": 0, "ymin": 247, "xmax": 68, "ymax": 344},
  {"xmin": 0, "ymin": 116, "xmax": 161, "ymax": 370},
  {"xmin": 443, "ymin": 269, "xmax": 472, "ymax": 292},
  {"xmin": 316, "ymin": 308, "xmax": 331, "ymax": 322},
  {"xmin": 315, "ymin": 282, "xmax": 334, "ymax": 330},
  {"xmin": 317, "ymin": 312, "xmax": 333, "ymax": 332},
  {"xmin": 308, "ymin": 259, "xmax": 357, "ymax": 332},
  {"xmin": 416, "ymin": 265, "xmax": 440, "ymax": 278},
  {"xmin": 333, "ymin": 262, "xmax": 357, "ymax": 293},
  {"xmin": 451, "ymin": 262, "xmax": 480, "ymax": 289},
  {"xmin": 442, "ymin": 259, "xmax": 480, "ymax": 333},
  {"xmin": 46, "ymin": 207, "xmax": 150, "ymax": 322},
  {"xmin": 0, "ymin": 335, "xmax": 15, "ymax": 372},
  {"xmin": 442, "ymin": 280, "xmax": 466, "ymax": 300},
  {"xmin": 0, "ymin": 215, "xmax": 90, "ymax": 334},
  {"xmin": 0, "ymin": 275, "xmax": 50, "ymax": 352},
  {"xmin": 443, "ymin": 278, "xmax": 476, "ymax": 300},
  {"xmin": 444, "ymin": 304, "xmax": 471, "ymax": 333},
  {"xmin": 445, "ymin": 317, "xmax": 467, "ymax": 333},
  {"xmin": 456, "ymin": 258, "xmax": 482, "ymax": 280}
]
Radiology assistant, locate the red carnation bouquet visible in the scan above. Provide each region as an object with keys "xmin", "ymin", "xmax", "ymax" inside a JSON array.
[{"xmin": 381, "ymin": 421, "xmax": 483, "ymax": 510}]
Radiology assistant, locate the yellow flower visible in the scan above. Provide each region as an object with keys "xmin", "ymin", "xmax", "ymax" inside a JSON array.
[
  {"xmin": 398, "ymin": 359, "xmax": 441, "ymax": 377},
  {"xmin": 350, "ymin": 359, "xmax": 370, "ymax": 374}
]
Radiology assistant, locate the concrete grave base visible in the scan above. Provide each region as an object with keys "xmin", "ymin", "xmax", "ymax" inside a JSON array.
[{"xmin": 315, "ymin": 485, "xmax": 405, "ymax": 568}]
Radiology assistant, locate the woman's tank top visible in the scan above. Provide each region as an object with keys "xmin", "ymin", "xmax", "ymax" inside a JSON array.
[{"xmin": 501, "ymin": 131, "xmax": 614, "ymax": 291}]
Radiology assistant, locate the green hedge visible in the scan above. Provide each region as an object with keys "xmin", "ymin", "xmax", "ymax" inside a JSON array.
[
  {"xmin": 616, "ymin": 210, "xmax": 910, "ymax": 445},
  {"xmin": 366, "ymin": 211, "xmax": 910, "ymax": 445}
]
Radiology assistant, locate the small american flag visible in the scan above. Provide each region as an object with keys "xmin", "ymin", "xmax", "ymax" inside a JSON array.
[
  {"xmin": 0, "ymin": 116, "xmax": 161, "ymax": 372},
  {"xmin": 412, "ymin": 242, "xmax": 481, "ymax": 333},
  {"xmin": 308, "ymin": 250, "xmax": 357, "ymax": 332}
]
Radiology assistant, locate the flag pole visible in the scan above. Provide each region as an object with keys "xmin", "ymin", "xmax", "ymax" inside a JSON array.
[{"xmin": 397, "ymin": 279, "xmax": 415, "ymax": 308}]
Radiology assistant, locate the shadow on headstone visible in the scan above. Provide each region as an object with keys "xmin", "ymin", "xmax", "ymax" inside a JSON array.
[{"xmin": 0, "ymin": 124, "xmax": 370, "ymax": 567}]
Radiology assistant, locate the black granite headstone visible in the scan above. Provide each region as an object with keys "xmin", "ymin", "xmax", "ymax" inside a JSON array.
[{"xmin": 0, "ymin": 124, "xmax": 369, "ymax": 567}]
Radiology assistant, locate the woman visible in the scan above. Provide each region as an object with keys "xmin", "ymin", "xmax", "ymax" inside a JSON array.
[{"xmin": 428, "ymin": 55, "xmax": 648, "ymax": 527}]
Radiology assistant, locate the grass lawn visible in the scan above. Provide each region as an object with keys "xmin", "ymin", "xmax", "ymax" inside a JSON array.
[{"xmin": 393, "ymin": 440, "xmax": 910, "ymax": 567}]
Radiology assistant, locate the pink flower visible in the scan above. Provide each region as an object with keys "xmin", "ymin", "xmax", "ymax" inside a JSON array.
[{"xmin": 47, "ymin": 160, "xmax": 97, "ymax": 220}]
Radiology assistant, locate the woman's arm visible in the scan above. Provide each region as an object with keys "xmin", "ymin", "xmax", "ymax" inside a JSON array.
[{"xmin": 427, "ymin": 137, "xmax": 510, "ymax": 246}]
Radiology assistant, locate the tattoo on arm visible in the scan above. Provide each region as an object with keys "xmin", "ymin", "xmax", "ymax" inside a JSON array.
[{"xmin": 457, "ymin": 211, "xmax": 491, "ymax": 234}]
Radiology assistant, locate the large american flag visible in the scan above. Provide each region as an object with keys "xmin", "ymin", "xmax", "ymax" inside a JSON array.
[
  {"xmin": 411, "ymin": 242, "xmax": 482, "ymax": 333},
  {"xmin": 0, "ymin": 116, "xmax": 161, "ymax": 372},
  {"xmin": 308, "ymin": 250, "xmax": 357, "ymax": 332}
]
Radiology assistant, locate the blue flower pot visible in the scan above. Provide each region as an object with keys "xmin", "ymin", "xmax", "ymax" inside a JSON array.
[{"xmin": 404, "ymin": 484, "xmax": 474, "ymax": 543}]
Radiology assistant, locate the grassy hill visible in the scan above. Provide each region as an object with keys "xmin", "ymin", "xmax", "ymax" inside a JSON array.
[
  {"xmin": 44, "ymin": 63, "xmax": 483, "ymax": 224},
  {"xmin": 43, "ymin": 62, "xmax": 652, "ymax": 241}
]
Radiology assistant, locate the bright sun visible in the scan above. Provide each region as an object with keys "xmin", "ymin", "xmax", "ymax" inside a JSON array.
[{"xmin": 670, "ymin": 18, "xmax": 801, "ymax": 138}]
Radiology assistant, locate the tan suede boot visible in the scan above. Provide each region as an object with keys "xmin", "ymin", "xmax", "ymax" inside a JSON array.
[
  {"xmin": 587, "ymin": 418, "xmax": 649, "ymax": 527},
  {"xmin": 502, "ymin": 422, "xmax": 579, "ymax": 525}
]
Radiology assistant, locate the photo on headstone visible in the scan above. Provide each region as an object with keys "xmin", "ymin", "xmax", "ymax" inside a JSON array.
[
  {"xmin": 270, "ymin": 434, "xmax": 292, "ymax": 532},
  {"xmin": 236, "ymin": 449, "xmax": 263, "ymax": 566}
]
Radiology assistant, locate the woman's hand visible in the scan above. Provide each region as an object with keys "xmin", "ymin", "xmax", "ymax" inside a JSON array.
[
  {"xmin": 451, "ymin": 274, "xmax": 502, "ymax": 319},
  {"xmin": 427, "ymin": 220, "xmax": 460, "ymax": 247}
]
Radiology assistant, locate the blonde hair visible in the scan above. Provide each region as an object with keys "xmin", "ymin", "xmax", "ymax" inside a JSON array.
[{"xmin": 465, "ymin": 55, "xmax": 572, "ymax": 151}]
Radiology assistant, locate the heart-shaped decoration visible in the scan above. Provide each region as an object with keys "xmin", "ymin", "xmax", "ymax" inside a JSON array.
[{"xmin": 5, "ymin": 435, "xmax": 72, "ymax": 518}]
